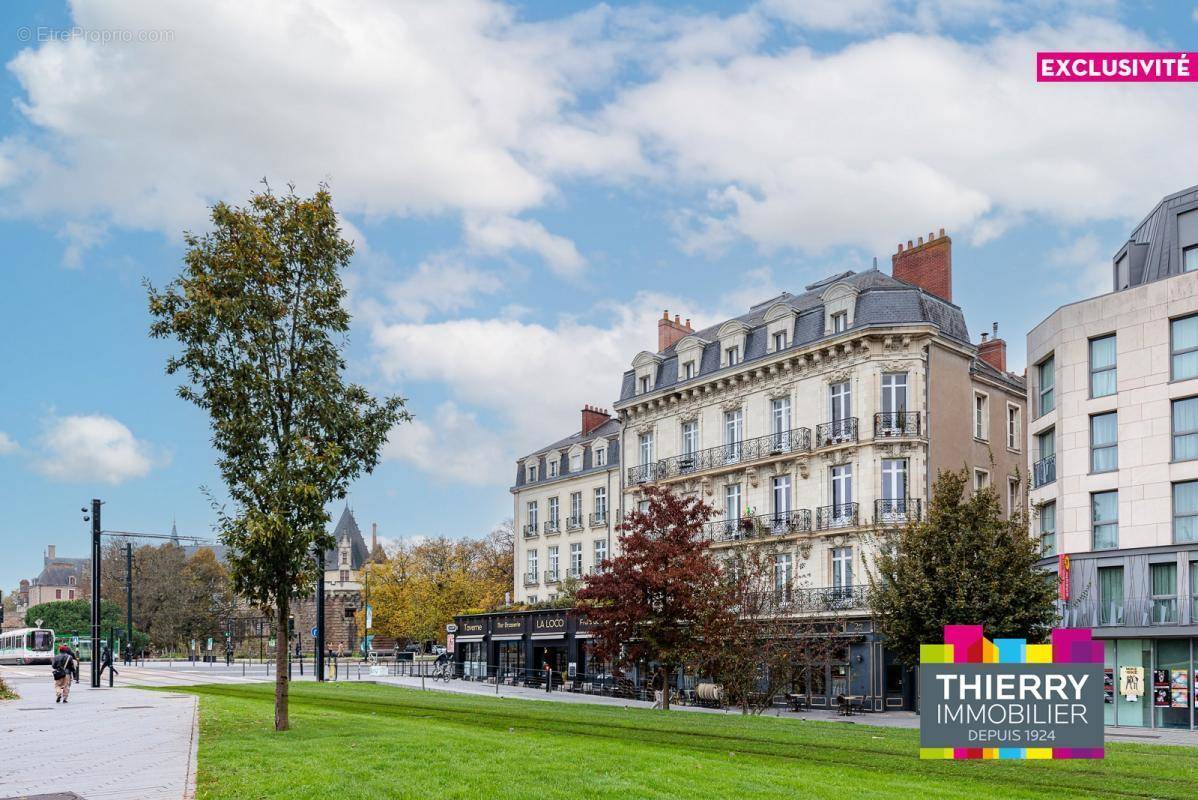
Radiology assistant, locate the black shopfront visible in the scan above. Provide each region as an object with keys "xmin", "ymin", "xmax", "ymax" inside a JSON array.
[{"xmin": 453, "ymin": 609, "xmax": 592, "ymax": 686}]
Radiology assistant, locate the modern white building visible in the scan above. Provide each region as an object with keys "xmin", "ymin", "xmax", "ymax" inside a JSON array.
[{"xmin": 1027, "ymin": 184, "xmax": 1198, "ymax": 730}]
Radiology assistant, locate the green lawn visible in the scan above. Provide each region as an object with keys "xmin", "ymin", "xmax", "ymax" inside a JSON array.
[{"xmin": 175, "ymin": 682, "xmax": 1198, "ymax": 799}]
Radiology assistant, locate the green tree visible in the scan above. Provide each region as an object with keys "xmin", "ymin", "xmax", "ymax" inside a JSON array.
[
  {"xmin": 24, "ymin": 599, "xmax": 148, "ymax": 651},
  {"xmin": 148, "ymin": 184, "xmax": 408, "ymax": 730},
  {"xmin": 869, "ymin": 468, "xmax": 1057, "ymax": 666}
]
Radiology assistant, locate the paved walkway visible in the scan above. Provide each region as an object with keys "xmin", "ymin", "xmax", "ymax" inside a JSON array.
[{"xmin": 0, "ymin": 669, "xmax": 197, "ymax": 800}]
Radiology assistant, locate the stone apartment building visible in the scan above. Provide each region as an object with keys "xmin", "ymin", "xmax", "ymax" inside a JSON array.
[
  {"xmin": 22, "ymin": 545, "xmax": 88, "ymax": 607},
  {"xmin": 1028, "ymin": 184, "xmax": 1198, "ymax": 730}
]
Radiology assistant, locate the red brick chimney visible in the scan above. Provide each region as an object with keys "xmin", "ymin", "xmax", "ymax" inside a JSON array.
[
  {"xmin": 658, "ymin": 310, "xmax": 693, "ymax": 352},
  {"xmin": 978, "ymin": 322, "xmax": 1007, "ymax": 372},
  {"xmin": 892, "ymin": 228, "xmax": 952, "ymax": 302},
  {"xmin": 581, "ymin": 405, "xmax": 611, "ymax": 436}
]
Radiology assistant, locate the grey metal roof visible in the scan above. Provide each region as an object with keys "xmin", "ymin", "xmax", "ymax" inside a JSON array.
[
  {"xmin": 323, "ymin": 506, "xmax": 369, "ymax": 571},
  {"xmin": 971, "ymin": 355, "xmax": 1026, "ymax": 393},
  {"xmin": 619, "ymin": 269, "xmax": 973, "ymax": 402},
  {"xmin": 33, "ymin": 562, "xmax": 83, "ymax": 587},
  {"xmin": 1120, "ymin": 184, "xmax": 1198, "ymax": 288},
  {"xmin": 520, "ymin": 416, "xmax": 620, "ymax": 462}
]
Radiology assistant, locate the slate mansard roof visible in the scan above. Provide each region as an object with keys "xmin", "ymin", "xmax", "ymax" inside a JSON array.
[
  {"xmin": 1118, "ymin": 184, "xmax": 1198, "ymax": 289},
  {"xmin": 617, "ymin": 268, "xmax": 978, "ymax": 403},
  {"xmin": 322, "ymin": 506, "xmax": 369, "ymax": 571},
  {"xmin": 513, "ymin": 416, "xmax": 621, "ymax": 490}
]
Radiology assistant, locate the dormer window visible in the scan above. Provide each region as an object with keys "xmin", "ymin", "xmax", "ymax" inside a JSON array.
[
  {"xmin": 832, "ymin": 311, "xmax": 848, "ymax": 333},
  {"xmin": 528, "ymin": 464, "xmax": 538, "ymax": 482},
  {"xmin": 341, "ymin": 550, "xmax": 348, "ymax": 565},
  {"xmin": 594, "ymin": 445, "xmax": 607, "ymax": 467},
  {"xmin": 570, "ymin": 451, "xmax": 582, "ymax": 472},
  {"xmin": 639, "ymin": 376, "xmax": 650, "ymax": 394},
  {"xmin": 684, "ymin": 361, "xmax": 695, "ymax": 380},
  {"xmin": 725, "ymin": 345, "xmax": 740, "ymax": 366},
  {"xmin": 773, "ymin": 332, "xmax": 787, "ymax": 351},
  {"xmin": 549, "ymin": 460, "xmax": 559, "ymax": 478}
]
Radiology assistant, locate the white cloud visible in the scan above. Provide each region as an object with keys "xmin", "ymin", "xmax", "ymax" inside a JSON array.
[
  {"xmin": 1048, "ymin": 232, "xmax": 1112, "ymax": 298},
  {"xmin": 365, "ymin": 257, "xmax": 506, "ymax": 323},
  {"xmin": 0, "ymin": 432, "xmax": 18, "ymax": 455},
  {"xmin": 383, "ymin": 402, "xmax": 511, "ymax": 486},
  {"xmin": 761, "ymin": 0, "xmax": 892, "ymax": 32},
  {"xmin": 34, "ymin": 414, "xmax": 161, "ymax": 484},
  {"xmin": 464, "ymin": 215, "xmax": 586, "ymax": 278}
]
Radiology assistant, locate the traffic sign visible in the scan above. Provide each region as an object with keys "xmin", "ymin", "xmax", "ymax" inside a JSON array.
[
  {"xmin": 311, "ymin": 627, "xmax": 318, "ymax": 638},
  {"xmin": 445, "ymin": 623, "xmax": 458, "ymax": 633},
  {"xmin": 206, "ymin": 637, "xmax": 213, "ymax": 651}
]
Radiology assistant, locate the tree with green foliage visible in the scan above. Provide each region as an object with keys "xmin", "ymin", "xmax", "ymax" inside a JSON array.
[
  {"xmin": 147, "ymin": 184, "xmax": 408, "ymax": 731},
  {"xmin": 24, "ymin": 598, "xmax": 149, "ymax": 651},
  {"xmin": 869, "ymin": 468, "xmax": 1057, "ymax": 666}
]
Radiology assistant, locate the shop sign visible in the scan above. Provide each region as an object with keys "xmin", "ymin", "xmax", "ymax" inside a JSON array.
[
  {"xmin": 493, "ymin": 616, "xmax": 525, "ymax": 635},
  {"xmin": 1058, "ymin": 554, "xmax": 1071, "ymax": 601},
  {"xmin": 460, "ymin": 618, "xmax": 488, "ymax": 636},
  {"xmin": 920, "ymin": 625, "xmax": 1104, "ymax": 758},
  {"xmin": 532, "ymin": 612, "xmax": 567, "ymax": 635}
]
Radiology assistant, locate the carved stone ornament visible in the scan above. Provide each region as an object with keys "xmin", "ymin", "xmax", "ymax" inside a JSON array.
[
  {"xmin": 746, "ymin": 466, "xmax": 759, "ymax": 488},
  {"xmin": 701, "ymin": 476, "xmax": 713, "ymax": 496},
  {"xmin": 635, "ymin": 422, "xmax": 655, "ymax": 436},
  {"xmin": 767, "ymin": 386, "xmax": 792, "ymax": 401},
  {"xmin": 678, "ymin": 407, "xmax": 699, "ymax": 424},
  {"xmin": 720, "ymin": 397, "xmax": 744, "ymax": 413},
  {"xmin": 797, "ymin": 456, "xmax": 810, "ymax": 479},
  {"xmin": 826, "ymin": 369, "xmax": 853, "ymax": 384}
]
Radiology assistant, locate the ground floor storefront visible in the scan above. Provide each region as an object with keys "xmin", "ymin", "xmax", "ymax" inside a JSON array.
[
  {"xmin": 452, "ymin": 608, "xmax": 916, "ymax": 711},
  {"xmin": 1101, "ymin": 636, "xmax": 1198, "ymax": 729}
]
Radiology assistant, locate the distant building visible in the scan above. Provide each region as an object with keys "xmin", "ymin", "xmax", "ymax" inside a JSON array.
[{"xmin": 25, "ymin": 545, "xmax": 87, "ymax": 607}]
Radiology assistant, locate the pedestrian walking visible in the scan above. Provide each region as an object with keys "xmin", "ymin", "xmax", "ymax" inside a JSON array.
[
  {"xmin": 652, "ymin": 669, "xmax": 665, "ymax": 709},
  {"xmin": 543, "ymin": 662, "xmax": 552, "ymax": 693},
  {"xmin": 98, "ymin": 644, "xmax": 119, "ymax": 683},
  {"xmin": 51, "ymin": 645, "xmax": 75, "ymax": 703},
  {"xmin": 123, "ymin": 642, "xmax": 132, "ymax": 666}
]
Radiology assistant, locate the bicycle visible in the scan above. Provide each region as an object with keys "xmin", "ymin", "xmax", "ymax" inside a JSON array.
[{"xmin": 432, "ymin": 658, "xmax": 454, "ymax": 682}]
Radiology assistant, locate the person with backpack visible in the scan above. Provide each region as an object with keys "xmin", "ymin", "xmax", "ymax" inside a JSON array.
[
  {"xmin": 98, "ymin": 644, "xmax": 118, "ymax": 683},
  {"xmin": 51, "ymin": 645, "xmax": 75, "ymax": 703}
]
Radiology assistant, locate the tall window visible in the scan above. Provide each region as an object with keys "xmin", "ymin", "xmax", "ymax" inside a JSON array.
[
  {"xmin": 594, "ymin": 444, "xmax": 607, "ymax": 467},
  {"xmin": 725, "ymin": 483, "xmax": 742, "ymax": 522},
  {"xmin": 548, "ymin": 497, "xmax": 559, "ymax": 526},
  {"xmin": 1098, "ymin": 565, "xmax": 1123, "ymax": 625},
  {"xmin": 771, "ymin": 397, "xmax": 791, "ymax": 435},
  {"xmin": 528, "ymin": 464, "xmax": 538, "ymax": 482},
  {"xmin": 1008, "ymin": 478, "xmax": 1021, "ymax": 517},
  {"xmin": 1092, "ymin": 491, "xmax": 1119, "ymax": 550},
  {"xmin": 1038, "ymin": 355, "xmax": 1055, "ymax": 416},
  {"xmin": 548, "ymin": 460, "xmax": 559, "ymax": 478},
  {"xmin": 772, "ymin": 475, "xmax": 791, "ymax": 519},
  {"xmin": 973, "ymin": 392, "xmax": 989, "ymax": 440},
  {"xmin": 1090, "ymin": 412, "xmax": 1118, "ymax": 472},
  {"xmin": 832, "ymin": 547, "xmax": 853, "ymax": 590},
  {"xmin": 831, "ymin": 311, "xmax": 848, "ymax": 333},
  {"xmin": 527, "ymin": 501, "xmax": 538, "ymax": 528},
  {"xmin": 725, "ymin": 408, "xmax": 743, "ymax": 460},
  {"xmin": 1151, "ymin": 562, "xmax": 1178, "ymax": 624},
  {"xmin": 570, "ymin": 492, "xmax": 582, "ymax": 522},
  {"xmin": 1171, "ymin": 315, "xmax": 1198, "ymax": 380},
  {"xmin": 684, "ymin": 360, "xmax": 696, "ymax": 379},
  {"xmin": 527, "ymin": 550, "xmax": 539, "ymax": 580},
  {"xmin": 881, "ymin": 372, "xmax": 907, "ymax": 415},
  {"xmin": 569, "ymin": 543, "xmax": 582, "ymax": 577},
  {"xmin": 725, "ymin": 345, "xmax": 740, "ymax": 366},
  {"xmin": 775, "ymin": 553, "xmax": 793, "ymax": 595},
  {"xmin": 773, "ymin": 331, "xmax": 788, "ymax": 351},
  {"xmin": 547, "ymin": 546, "xmax": 559, "ymax": 579},
  {"xmin": 881, "ymin": 459, "xmax": 907, "ymax": 503},
  {"xmin": 973, "ymin": 469, "xmax": 990, "ymax": 492},
  {"xmin": 1185, "ymin": 245, "xmax": 1198, "ymax": 273},
  {"xmin": 639, "ymin": 376, "xmax": 650, "ymax": 394},
  {"xmin": 681, "ymin": 420, "xmax": 698, "ymax": 456},
  {"xmin": 1173, "ymin": 397, "xmax": 1198, "ymax": 461},
  {"xmin": 1089, "ymin": 334, "xmax": 1117, "ymax": 397},
  {"xmin": 1174, "ymin": 481, "xmax": 1198, "ymax": 543},
  {"xmin": 639, "ymin": 431, "xmax": 654, "ymax": 465},
  {"xmin": 1007, "ymin": 405, "xmax": 1021, "ymax": 450},
  {"xmin": 830, "ymin": 381, "xmax": 851, "ymax": 425},
  {"xmin": 1034, "ymin": 428, "xmax": 1056, "ymax": 487},
  {"xmin": 593, "ymin": 487, "xmax": 607, "ymax": 522},
  {"xmin": 831, "ymin": 464, "xmax": 853, "ymax": 510},
  {"xmin": 1040, "ymin": 501, "xmax": 1057, "ymax": 556},
  {"xmin": 593, "ymin": 539, "xmax": 607, "ymax": 569}
]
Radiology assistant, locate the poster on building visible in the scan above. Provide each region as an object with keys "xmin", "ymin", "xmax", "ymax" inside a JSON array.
[
  {"xmin": 1120, "ymin": 666, "xmax": 1144, "ymax": 701},
  {"xmin": 1153, "ymin": 669, "xmax": 1172, "ymax": 708},
  {"xmin": 1104, "ymin": 669, "xmax": 1115, "ymax": 704},
  {"xmin": 1172, "ymin": 671, "xmax": 1189, "ymax": 709}
]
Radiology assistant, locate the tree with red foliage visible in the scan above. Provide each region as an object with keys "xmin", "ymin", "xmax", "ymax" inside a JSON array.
[{"xmin": 575, "ymin": 486, "xmax": 728, "ymax": 711}]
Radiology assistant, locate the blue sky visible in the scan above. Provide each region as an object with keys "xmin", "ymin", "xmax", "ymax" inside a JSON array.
[{"xmin": 1, "ymin": 0, "xmax": 1196, "ymax": 593}]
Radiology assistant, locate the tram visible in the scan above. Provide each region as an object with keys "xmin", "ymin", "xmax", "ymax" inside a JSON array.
[{"xmin": 0, "ymin": 627, "xmax": 57, "ymax": 664}]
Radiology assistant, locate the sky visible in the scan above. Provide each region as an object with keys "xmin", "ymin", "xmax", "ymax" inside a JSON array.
[{"xmin": 1, "ymin": 0, "xmax": 1196, "ymax": 593}]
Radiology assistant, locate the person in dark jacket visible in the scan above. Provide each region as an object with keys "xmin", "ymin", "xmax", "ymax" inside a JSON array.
[
  {"xmin": 98, "ymin": 644, "xmax": 118, "ymax": 682},
  {"xmin": 51, "ymin": 645, "xmax": 75, "ymax": 703}
]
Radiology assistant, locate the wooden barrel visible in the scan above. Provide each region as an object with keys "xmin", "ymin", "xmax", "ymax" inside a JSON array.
[{"xmin": 695, "ymin": 682, "xmax": 724, "ymax": 702}]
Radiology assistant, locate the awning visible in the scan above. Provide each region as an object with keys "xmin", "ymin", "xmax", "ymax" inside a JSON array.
[
  {"xmin": 530, "ymin": 633, "xmax": 566, "ymax": 641},
  {"xmin": 574, "ymin": 631, "xmax": 593, "ymax": 639},
  {"xmin": 455, "ymin": 635, "xmax": 484, "ymax": 643},
  {"xmin": 492, "ymin": 634, "xmax": 523, "ymax": 641}
]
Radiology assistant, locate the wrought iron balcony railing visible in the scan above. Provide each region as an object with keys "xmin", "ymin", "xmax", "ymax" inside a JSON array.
[
  {"xmin": 522, "ymin": 523, "xmax": 539, "ymax": 539},
  {"xmin": 746, "ymin": 586, "xmax": 869, "ymax": 614},
  {"xmin": 1032, "ymin": 454, "xmax": 1056, "ymax": 488},
  {"xmin": 523, "ymin": 573, "xmax": 539, "ymax": 586},
  {"xmin": 703, "ymin": 510, "xmax": 813, "ymax": 542},
  {"xmin": 566, "ymin": 515, "xmax": 584, "ymax": 531},
  {"xmin": 815, "ymin": 502, "xmax": 859, "ymax": 530},
  {"xmin": 874, "ymin": 411, "xmax": 922, "ymax": 438},
  {"xmin": 589, "ymin": 512, "xmax": 608, "ymax": 527},
  {"xmin": 874, "ymin": 498, "xmax": 922, "ymax": 525},
  {"xmin": 815, "ymin": 418, "xmax": 858, "ymax": 448},
  {"xmin": 543, "ymin": 519, "xmax": 561, "ymax": 535},
  {"xmin": 626, "ymin": 427, "xmax": 812, "ymax": 485}
]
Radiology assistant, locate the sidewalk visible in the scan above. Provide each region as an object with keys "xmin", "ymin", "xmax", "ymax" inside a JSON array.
[{"xmin": 0, "ymin": 671, "xmax": 197, "ymax": 800}]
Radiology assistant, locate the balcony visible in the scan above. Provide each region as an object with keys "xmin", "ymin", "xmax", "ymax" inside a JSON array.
[
  {"xmin": 589, "ymin": 512, "xmax": 608, "ymax": 527},
  {"xmin": 750, "ymin": 586, "xmax": 868, "ymax": 614},
  {"xmin": 1058, "ymin": 595, "xmax": 1192, "ymax": 629},
  {"xmin": 566, "ymin": 515, "xmax": 584, "ymax": 532},
  {"xmin": 874, "ymin": 498, "xmax": 922, "ymax": 525},
  {"xmin": 874, "ymin": 411, "xmax": 921, "ymax": 439},
  {"xmin": 815, "ymin": 503, "xmax": 859, "ymax": 531},
  {"xmin": 522, "ymin": 523, "xmax": 539, "ymax": 539},
  {"xmin": 703, "ymin": 510, "xmax": 813, "ymax": 543},
  {"xmin": 815, "ymin": 418, "xmax": 858, "ymax": 448},
  {"xmin": 1032, "ymin": 454, "xmax": 1056, "ymax": 488},
  {"xmin": 543, "ymin": 520, "xmax": 561, "ymax": 536},
  {"xmin": 626, "ymin": 427, "xmax": 812, "ymax": 485},
  {"xmin": 523, "ymin": 573, "xmax": 539, "ymax": 587}
]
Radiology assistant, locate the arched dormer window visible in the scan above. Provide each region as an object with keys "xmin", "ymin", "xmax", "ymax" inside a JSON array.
[
  {"xmin": 674, "ymin": 334, "xmax": 709, "ymax": 381},
  {"xmin": 631, "ymin": 351, "xmax": 663, "ymax": 394},
  {"xmin": 762, "ymin": 302, "xmax": 797, "ymax": 353},
  {"xmin": 820, "ymin": 282, "xmax": 860, "ymax": 335},
  {"xmin": 717, "ymin": 320, "xmax": 750, "ymax": 368}
]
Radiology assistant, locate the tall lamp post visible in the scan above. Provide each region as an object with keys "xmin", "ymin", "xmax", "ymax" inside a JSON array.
[{"xmin": 86, "ymin": 499, "xmax": 102, "ymax": 688}]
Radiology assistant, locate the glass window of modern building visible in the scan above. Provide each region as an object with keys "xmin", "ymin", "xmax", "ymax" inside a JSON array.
[
  {"xmin": 1176, "ymin": 482, "xmax": 1198, "ymax": 544},
  {"xmin": 1172, "ymin": 314, "xmax": 1198, "ymax": 380},
  {"xmin": 1185, "ymin": 245, "xmax": 1198, "ymax": 273},
  {"xmin": 1037, "ymin": 355, "xmax": 1055, "ymax": 416},
  {"xmin": 1151, "ymin": 562, "xmax": 1178, "ymax": 624},
  {"xmin": 1090, "ymin": 334, "xmax": 1117, "ymax": 397},
  {"xmin": 1173, "ymin": 397, "xmax": 1198, "ymax": 461},
  {"xmin": 1093, "ymin": 490, "xmax": 1119, "ymax": 550},
  {"xmin": 1098, "ymin": 565, "xmax": 1124, "ymax": 625},
  {"xmin": 1039, "ymin": 501, "xmax": 1056, "ymax": 556},
  {"xmin": 1091, "ymin": 412, "xmax": 1118, "ymax": 472}
]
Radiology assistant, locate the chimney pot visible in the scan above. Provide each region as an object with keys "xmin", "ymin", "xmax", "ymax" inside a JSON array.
[
  {"xmin": 907, "ymin": 240, "xmax": 913, "ymax": 249},
  {"xmin": 992, "ymin": 322, "xmax": 999, "ymax": 336},
  {"xmin": 685, "ymin": 318, "xmax": 691, "ymax": 328},
  {"xmin": 674, "ymin": 314, "xmax": 680, "ymax": 324},
  {"xmin": 662, "ymin": 310, "xmax": 669, "ymax": 320},
  {"xmin": 917, "ymin": 236, "xmax": 924, "ymax": 246},
  {"xmin": 981, "ymin": 332, "xmax": 989, "ymax": 343},
  {"xmin": 939, "ymin": 227, "xmax": 945, "ymax": 237}
]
